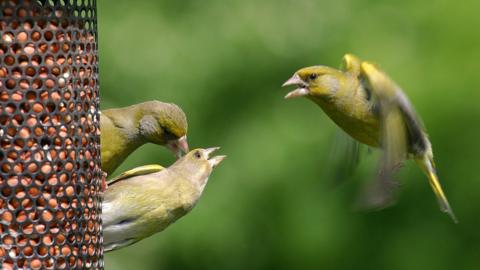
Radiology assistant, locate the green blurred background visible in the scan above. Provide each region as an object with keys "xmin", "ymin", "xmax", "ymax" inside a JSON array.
[{"xmin": 99, "ymin": 0, "xmax": 480, "ymax": 269}]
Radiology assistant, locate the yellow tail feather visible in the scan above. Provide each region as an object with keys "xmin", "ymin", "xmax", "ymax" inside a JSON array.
[{"xmin": 426, "ymin": 168, "xmax": 458, "ymax": 223}]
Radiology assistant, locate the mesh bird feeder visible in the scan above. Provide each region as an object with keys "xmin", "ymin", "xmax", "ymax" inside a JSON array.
[{"xmin": 0, "ymin": 0, "xmax": 102, "ymax": 269}]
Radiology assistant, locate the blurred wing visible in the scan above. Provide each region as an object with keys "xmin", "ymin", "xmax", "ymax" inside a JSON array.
[
  {"xmin": 107, "ymin": 164, "xmax": 165, "ymax": 185},
  {"xmin": 357, "ymin": 62, "xmax": 414, "ymax": 209},
  {"xmin": 361, "ymin": 62, "xmax": 427, "ymax": 154},
  {"xmin": 325, "ymin": 128, "xmax": 362, "ymax": 186},
  {"xmin": 365, "ymin": 105, "xmax": 406, "ymax": 209}
]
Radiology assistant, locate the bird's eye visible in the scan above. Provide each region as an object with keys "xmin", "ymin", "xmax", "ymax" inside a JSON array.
[
  {"xmin": 194, "ymin": 151, "xmax": 202, "ymax": 159},
  {"xmin": 309, "ymin": 73, "xmax": 318, "ymax": 80}
]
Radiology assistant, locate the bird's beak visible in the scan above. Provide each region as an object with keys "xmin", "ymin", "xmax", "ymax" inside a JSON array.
[
  {"xmin": 204, "ymin": 147, "xmax": 220, "ymax": 157},
  {"xmin": 209, "ymin": 155, "xmax": 226, "ymax": 168},
  {"xmin": 205, "ymin": 147, "xmax": 226, "ymax": 168},
  {"xmin": 282, "ymin": 73, "xmax": 310, "ymax": 99},
  {"xmin": 167, "ymin": 135, "xmax": 189, "ymax": 158}
]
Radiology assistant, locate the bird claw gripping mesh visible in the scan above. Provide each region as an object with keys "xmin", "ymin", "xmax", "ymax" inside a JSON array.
[{"xmin": 0, "ymin": 0, "xmax": 102, "ymax": 269}]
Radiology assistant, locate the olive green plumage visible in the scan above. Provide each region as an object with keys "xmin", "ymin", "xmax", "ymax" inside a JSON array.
[
  {"xmin": 102, "ymin": 148, "xmax": 225, "ymax": 252},
  {"xmin": 101, "ymin": 100, "xmax": 189, "ymax": 176},
  {"xmin": 282, "ymin": 54, "xmax": 456, "ymax": 222}
]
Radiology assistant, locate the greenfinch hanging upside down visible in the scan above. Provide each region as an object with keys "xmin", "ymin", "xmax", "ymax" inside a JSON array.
[{"xmin": 282, "ymin": 54, "xmax": 456, "ymax": 222}]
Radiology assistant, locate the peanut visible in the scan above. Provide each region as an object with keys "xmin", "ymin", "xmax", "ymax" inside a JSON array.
[{"xmin": 17, "ymin": 32, "xmax": 28, "ymax": 42}]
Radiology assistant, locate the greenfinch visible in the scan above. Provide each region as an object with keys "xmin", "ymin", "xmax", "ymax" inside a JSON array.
[
  {"xmin": 101, "ymin": 100, "xmax": 189, "ymax": 176},
  {"xmin": 282, "ymin": 54, "xmax": 456, "ymax": 222},
  {"xmin": 102, "ymin": 147, "xmax": 226, "ymax": 252}
]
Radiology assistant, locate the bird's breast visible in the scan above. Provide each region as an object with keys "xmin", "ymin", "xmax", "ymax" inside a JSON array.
[{"xmin": 309, "ymin": 95, "xmax": 381, "ymax": 147}]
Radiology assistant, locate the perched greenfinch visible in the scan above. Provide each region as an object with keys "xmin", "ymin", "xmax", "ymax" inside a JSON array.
[
  {"xmin": 101, "ymin": 100, "xmax": 189, "ymax": 176},
  {"xmin": 282, "ymin": 54, "xmax": 456, "ymax": 222},
  {"xmin": 102, "ymin": 147, "xmax": 226, "ymax": 252}
]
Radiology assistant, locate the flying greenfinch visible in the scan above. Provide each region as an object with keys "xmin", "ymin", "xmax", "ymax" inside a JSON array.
[
  {"xmin": 102, "ymin": 147, "xmax": 226, "ymax": 252},
  {"xmin": 101, "ymin": 100, "xmax": 189, "ymax": 176},
  {"xmin": 282, "ymin": 54, "xmax": 456, "ymax": 222}
]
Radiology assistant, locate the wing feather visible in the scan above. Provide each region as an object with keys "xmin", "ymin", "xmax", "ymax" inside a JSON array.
[
  {"xmin": 107, "ymin": 164, "xmax": 165, "ymax": 186},
  {"xmin": 358, "ymin": 61, "xmax": 426, "ymax": 208}
]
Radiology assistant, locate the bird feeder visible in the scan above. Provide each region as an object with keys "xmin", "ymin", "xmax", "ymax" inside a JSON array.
[{"xmin": 0, "ymin": 0, "xmax": 103, "ymax": 269}]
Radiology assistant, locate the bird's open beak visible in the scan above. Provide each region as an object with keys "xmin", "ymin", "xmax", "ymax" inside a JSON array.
[
  {"xmin": 205, "ymin": 147, "xmax": 226, "ymax": 168},
  {"xmin": 282, "ymin": 73, "xmax": 310, "ymax": 99},
  {"xmin": 167, "ymin": 135, "xmax": 189, "ymax": 158}
]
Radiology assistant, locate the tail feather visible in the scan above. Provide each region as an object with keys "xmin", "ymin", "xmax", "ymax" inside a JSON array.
[
  {"xmin": 426, "ymin": 169, "xmax": 457, "ymax": 223},
  {"xmin": 418, "ymin": 157, "xmax": 457, "ymax": 223}
]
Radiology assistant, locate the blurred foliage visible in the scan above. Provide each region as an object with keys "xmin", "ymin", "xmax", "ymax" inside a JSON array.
[{"xmin": 99, "ymin": 0, "xmax": 480, "ymax": 269}]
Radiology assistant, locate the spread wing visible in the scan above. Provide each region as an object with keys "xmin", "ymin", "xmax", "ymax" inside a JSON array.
[{"xmin": 107, "ymin": 164, "xmax": 166, "ymax": 186}]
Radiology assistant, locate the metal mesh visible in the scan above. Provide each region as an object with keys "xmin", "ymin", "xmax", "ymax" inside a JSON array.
[{"xmin": 0, "ymin": 0, "xmax": 102, "ymax": 269}]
